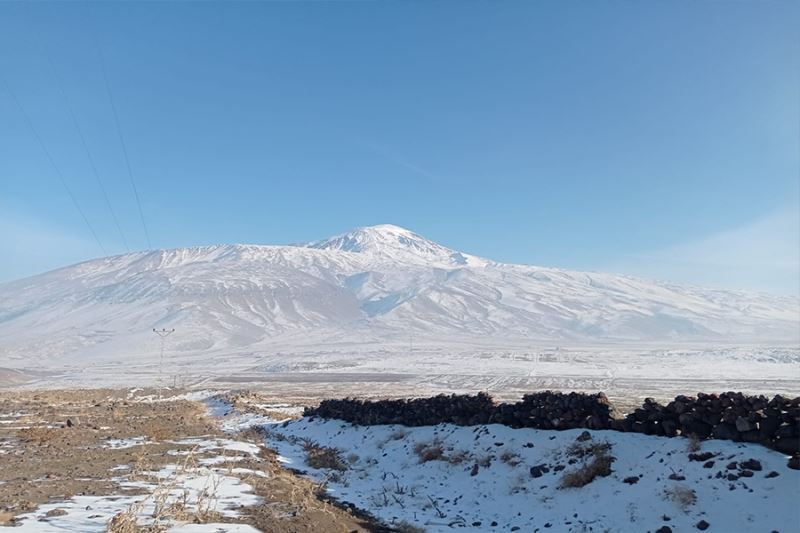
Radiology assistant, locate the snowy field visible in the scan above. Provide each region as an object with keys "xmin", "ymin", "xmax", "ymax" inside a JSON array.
[
  {"xmin": 0, "ymin": 225, "xmax": 797, "ymax": 402},
  {"xmin": 10, "ymin": 434, "xmax": 264, "ymax": 533},
  {"xmin": 6, "ymin": 342, "xmax": 799, "ymax": 405},
  {"xmin": 248, "ymin": 415, "xmax": 799, "ymax": 532}
]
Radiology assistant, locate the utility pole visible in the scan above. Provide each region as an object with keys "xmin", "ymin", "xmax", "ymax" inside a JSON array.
[{"xmin": 153, "ymin": 328, "xmax": 175, "ymax": 399}]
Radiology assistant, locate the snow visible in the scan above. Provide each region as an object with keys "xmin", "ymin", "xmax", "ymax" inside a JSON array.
[
  {"xmin": 0, "ymin": 224, "xmax": 797, "ymax": 392},
  {"xmin": 11, "ymin": 436, "xmax": 263, "ymax": 533},
  {"xmin": 104, "ymin": 436, "xmax": 149, "ymax": 449},
  {"xmin": 259, "ymin": 417, "xmax": 800, "ymax": 533}
]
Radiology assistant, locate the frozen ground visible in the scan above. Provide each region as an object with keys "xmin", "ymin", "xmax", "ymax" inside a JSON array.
[
  {"xmin": 6, "ymin": 342, "xmax": 799, "ymax": 405},
  {"xmin": 0, "ymin": 225, "xmax": 797, "ymax": 401},
  {"xmin": 247, "ymin": 416, "xmax": 800, "ymax": 533},
  {"xmin": 10, "ymin": 435, "xmax": 263, "ymax": 533}
]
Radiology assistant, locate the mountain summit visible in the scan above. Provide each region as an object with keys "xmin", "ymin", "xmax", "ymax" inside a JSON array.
[
  {"xmin": 0, "ymin": 224, "xmax": 797, "ymax": 368},
  {"xmin": 305, "ymin": 224, "xmax": 488, "ymax": 267}
]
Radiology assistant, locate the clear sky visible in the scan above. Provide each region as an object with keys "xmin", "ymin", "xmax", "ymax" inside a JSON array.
[{"xmin": 1, "ymin": 1, "xmax": 798, "ymax": 295}]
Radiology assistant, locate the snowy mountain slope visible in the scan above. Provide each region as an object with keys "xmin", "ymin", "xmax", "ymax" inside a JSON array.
[{"xmin": 0, "ymin": 224, "xmax": 797, "ymax": 366}]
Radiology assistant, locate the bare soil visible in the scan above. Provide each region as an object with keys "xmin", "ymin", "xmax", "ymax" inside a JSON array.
[{"xmin": 0, "ymin": 389, "xmax": 382, "ymax": 532}]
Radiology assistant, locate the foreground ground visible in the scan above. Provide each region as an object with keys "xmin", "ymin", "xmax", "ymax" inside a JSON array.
[
  {"xmin": 1, "ymin": 389, "xmax": 798, "ymax": 532},
  {"xmin": 0, "ymin": 389, "xmax": 380, "ymax": 532}
]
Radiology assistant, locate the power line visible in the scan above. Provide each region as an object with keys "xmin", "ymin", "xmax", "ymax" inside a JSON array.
[
  {"xmin": 45, "ymin": 52, "xmax": 130, "ymax": 252},
  {"xmin": 95, "ymin": 40, "xmax": 152, "ymax": 250},
  {"xmin": 1, "ymin": 75, "xmax": 107, "ymax": 256}
]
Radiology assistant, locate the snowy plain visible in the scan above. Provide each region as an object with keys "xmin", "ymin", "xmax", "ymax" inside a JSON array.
[{"xmin": 0, "ymin": 225, "xmax": 797, "ymax": 398}]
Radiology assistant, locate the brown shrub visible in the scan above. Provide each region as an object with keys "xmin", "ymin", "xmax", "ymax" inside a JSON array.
[
  {"xmin": 566, "ymin": 440, "xmax": 611, "ymax": 459},
  {"xmin": 665, "ymin": 484, "xmax": 697, "ymax": 510},
  {"xmin": 560, "ymin": 441, "xmax": 615, "ymax": 488},
  {"xmin": 414, "ymin": 441, "xmax": 445, "ymax": 463},
  {"xmin": 303, "ymin": 441, "xmax": 347, "ymax": 471},
  {"xmin": 395, "ymin": 521, "xmax": 427, "ymax": 533},
  {"xmin": 500, "ymin": 450, "xmax": 521, "ymax": 466},
  {"xmin": 686, "ymin": 433, "xmax": 701, "ymax": 453},
  {"xmin": 17, "ymin": 427, "xmax": 60, "ymax": 445}
]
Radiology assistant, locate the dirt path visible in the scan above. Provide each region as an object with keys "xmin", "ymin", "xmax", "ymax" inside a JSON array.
[{"xmin": 0, "ymin": 389, "xmax": 383, "ymax": 532}]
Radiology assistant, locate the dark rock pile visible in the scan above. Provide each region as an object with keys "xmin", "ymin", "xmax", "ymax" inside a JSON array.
[
  {"xmin": 491, "ymin": 392, "xmax": 615, "ymax": 430},
  {"xmin": 304, "ymin": 390, "xmax": 800, "ymax": 455},
  {"xmin": 612, "ymin": 392, "xmax": 800, "ymax": 453},
  {"xmin": 305, "ymin": 391, "xmax": 614, "ymax": 430},
  {"xmin": 305, "ymin": 392, "xmax": 496, "ymax": 426}
]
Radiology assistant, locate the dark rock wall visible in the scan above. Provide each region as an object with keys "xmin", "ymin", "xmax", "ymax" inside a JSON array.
[{"xmin": 304, "ymin": 391, "xmax": 799, "ymax": 453}]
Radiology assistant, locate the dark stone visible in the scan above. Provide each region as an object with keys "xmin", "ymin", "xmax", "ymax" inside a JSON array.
[
  {"xmin": 765, "ymin": 471, "xmax": 779, "ymax": 478},
  {"xmin": 739, "ymin": 470, "xmax": 754, "ymax": 478},
  {"xmin": 688, "ymin": 452, "xmax": 715, "ymax": 462},
  {"xmin": 703, "ymin": 460, "xmax": 715, "ymax": 468},
  {"xmin": 530, "ymin": 464, "xmax": 550, "ymax": 478},
  {"xmin": 656, "ymin": 527, "xmax": 673, "ymax": 533},
  {"xmin": 696, "ymin": 519, "xmax": 710, "ymax": 530},
  {"xmin": 759, "ymin": 416, "xmax": 781, "ymax": 435},
  {"xmin": 735, "ymin": 416, "xmax": 755, "ymax": 432},
  {"xmin": 622, "ymin": 476, "xmax": 639, "ymax": 484},
  {"xmin": 774, "ymin": 437, "xmax": 800, "ymax": 455},
  {"xmin": 576, "ymin": 431, "xmax": 592, "ymax": 442},
  {"xmin": 739, "ymin": 459, "xmax": 762, "ymax": 471},
  {"xmin": 712, "ymin": 423, "xmax": 738, "ymax": 441},
  {"xmin": 787, "ymin": 455, "xmax": 800, "ymax": 470}
]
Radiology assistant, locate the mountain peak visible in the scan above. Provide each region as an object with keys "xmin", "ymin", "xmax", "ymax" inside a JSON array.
[{"xmin": 305, "ymin": 224, "xmax": 488, "ymax": 267}]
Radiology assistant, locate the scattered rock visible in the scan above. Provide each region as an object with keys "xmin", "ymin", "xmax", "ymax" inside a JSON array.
[
  {"xmin": 740, "ymin": 459, "xmax": 762, "ymax": 471},
  {"xmin": 688, "ymin": 452, "xmax": 715, "ymax": 462},
  {"xmin": 696, "ymin": 519, "xmax": 710, "ymax": 530},
  {"xmin": 530, "ymin": 464, "xmax": 550, "ymax": 478},
  {"xmin": 622, "ymin": 476, "xmax": 639, "ymax": 485}
]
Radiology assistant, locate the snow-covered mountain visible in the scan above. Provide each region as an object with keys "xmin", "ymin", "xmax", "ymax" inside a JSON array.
[{"xmin": 0, "ymin": 224, "xmax": 797, "ymax": 367}]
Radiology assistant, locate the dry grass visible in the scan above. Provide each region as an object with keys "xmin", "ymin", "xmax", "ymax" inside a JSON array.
[
  {"xmin": 686, "ymin": 433, "xmax": 701, "ymax": 453},
  {"xmin": 395, "ymin": 520, "xmax": 427, "ymax": 533},
  {"xmin": 566, "ymin": 440, "xmax": 612, "ymax": 459},
  {"xmin": 665, "ymin": 484, "xmax": 697, "ymax": 510},
  {"xmin": 389, "ymin": 429, "xmax": 409, "ymax": 441},
  {"xmin": 106, "ymin": 502, "xmax": 143, "ymax": 533},
  {"xmin": 500, "ymin": 450, "xmax": 522, "ymax": 467},
  {"xmin": 414, "ymin": 441, "xmax": 445, "ymax": 463},
  {"xmin": 560, "ymin": 441, "xmax": 615, "ymax": 488},
  {"xmin": 302, "ymin": 441, "xmax": 347, "ymax": 471},
  {"xmin": 17, "ymin": 427, "xmax": 61, "ymax": 445}
]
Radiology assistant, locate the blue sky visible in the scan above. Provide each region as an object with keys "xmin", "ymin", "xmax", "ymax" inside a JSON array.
[{"xmin": 1, "ymin": 1, "xmax": 798, "ymax": 295}]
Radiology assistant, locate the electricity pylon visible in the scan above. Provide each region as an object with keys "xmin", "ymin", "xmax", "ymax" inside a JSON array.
[{"xmin": 153, "ymin": 328, "xmax": 175, "ymax": 399}]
